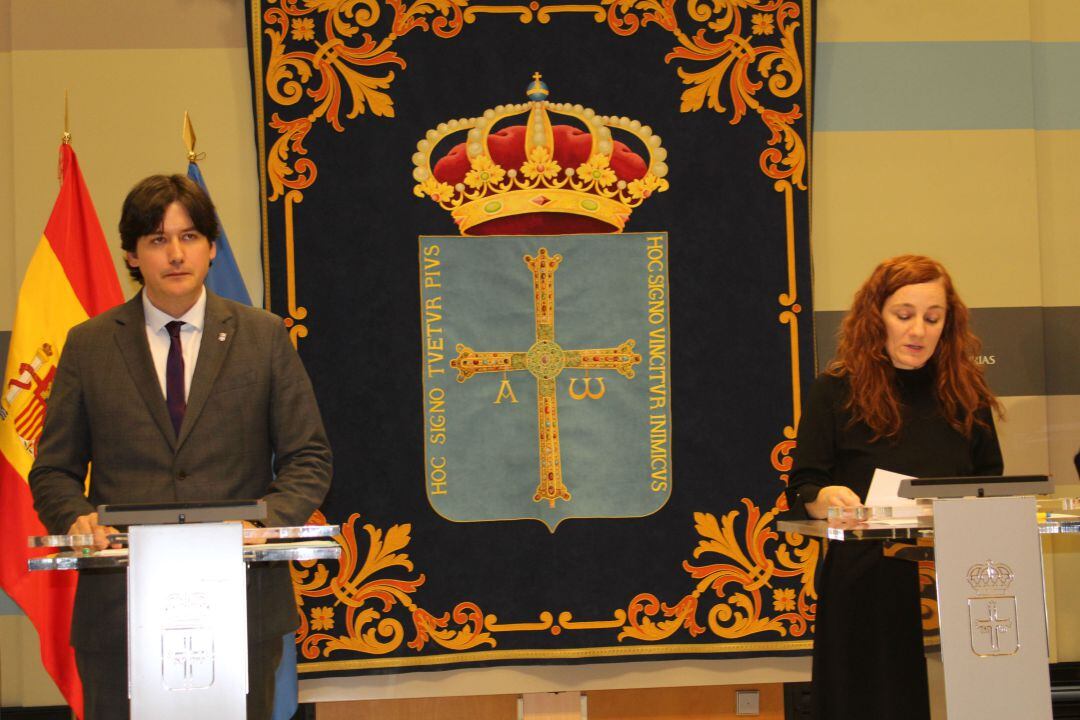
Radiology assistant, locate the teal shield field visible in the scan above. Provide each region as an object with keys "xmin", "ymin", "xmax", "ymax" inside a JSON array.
[{"xmin": 420, "ymin": 233, "xmax": 671, "ymax": 530}]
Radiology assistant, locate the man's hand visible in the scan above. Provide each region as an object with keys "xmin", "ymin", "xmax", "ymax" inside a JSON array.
[
  {"xmin": 805, "ymin": 485, "xmax": 862, "ymax": 520},
  {"xmin": 66, "ymin": 512, "xmax": 120, "ymax": 552},
  {"xmin": 241, "ymin": 520, "xmax": 264, "ymax": 545}
]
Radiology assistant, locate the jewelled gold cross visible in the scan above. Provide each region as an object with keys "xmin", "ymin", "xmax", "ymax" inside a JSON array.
[{"xmin": 451, "ymin": 248, "xmax": 641, "ymax": 506}]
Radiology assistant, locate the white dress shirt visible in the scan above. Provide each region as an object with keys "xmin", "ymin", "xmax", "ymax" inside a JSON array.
[{"xmin": 141, "ymin": 288, "xmax": 207, "ymax": 402}]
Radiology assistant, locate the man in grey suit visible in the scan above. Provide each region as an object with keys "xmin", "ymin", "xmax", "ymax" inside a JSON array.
[{"xmin": 29, "ymin": 175, "xmax": 332, "ymax": 720}]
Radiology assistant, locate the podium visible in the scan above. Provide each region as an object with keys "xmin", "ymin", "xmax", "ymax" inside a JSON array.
[
  {"xmin": 28, "ymin": 501, "xmax": 340, "ymax": 720},
  {"xmin": 779, "ymin": 492, "xmax": 1079, "ymax": 720}
]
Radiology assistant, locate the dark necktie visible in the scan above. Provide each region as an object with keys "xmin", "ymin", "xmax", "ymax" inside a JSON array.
[{"xmin": 165, "ymin": 321, "xmax": 186, "ymax": 435}]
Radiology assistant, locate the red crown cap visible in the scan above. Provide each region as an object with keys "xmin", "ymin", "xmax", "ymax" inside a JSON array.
[{"xmin": 433, "ymin": 126, "xmax": 648, "ymax": 235}]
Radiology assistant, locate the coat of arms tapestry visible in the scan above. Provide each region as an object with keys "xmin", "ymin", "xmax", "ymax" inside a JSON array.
[{"xmin": 247, "ymin": 0, "xmax": 817, "ymax": 677}]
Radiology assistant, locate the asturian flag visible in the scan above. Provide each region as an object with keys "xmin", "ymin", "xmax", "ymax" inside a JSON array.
[
  {"xmin": 185, "ymin": 159, "xmax": 298, "ymax": 720},
  {"xmin": 186, "ymin": 161, "xmax": 252, "ymax": 306},
  {"xmin": 0, "ymin": 142, "xmax": 124, "ymax": 719}
]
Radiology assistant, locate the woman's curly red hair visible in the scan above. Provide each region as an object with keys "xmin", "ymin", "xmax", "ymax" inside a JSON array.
[{"xmin": 826, "ymin": 255, "xmax": 1001, "ymax": 440}]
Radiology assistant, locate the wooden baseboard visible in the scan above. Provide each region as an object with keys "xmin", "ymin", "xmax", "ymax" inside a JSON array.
[{"xmin": 0, "ymin": 707, "xmax": 70, "ymax": 720}]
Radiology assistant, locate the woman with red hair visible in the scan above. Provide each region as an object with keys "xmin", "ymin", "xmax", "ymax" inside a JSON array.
[{"xmin": 787, "ymin": 255, "xmax": 1003, "ymax": 720}]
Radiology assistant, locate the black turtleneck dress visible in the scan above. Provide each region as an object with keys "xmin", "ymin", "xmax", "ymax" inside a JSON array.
[{"xmin": 786, "ymin": 366, "xmax": 1002, "ymax": 720}]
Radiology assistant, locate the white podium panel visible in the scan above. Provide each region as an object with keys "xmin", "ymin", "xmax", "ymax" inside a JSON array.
[
  {"xmin": 128, "ymin": 523, "xmax": 248, "ymax": 720},
  {"xmin": 932, "ymin": 497, "xmax": 1051, "ymax": 720}
]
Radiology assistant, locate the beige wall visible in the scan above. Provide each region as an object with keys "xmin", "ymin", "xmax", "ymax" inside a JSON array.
[
  {"xmin": 4, "ymin": 0, "xmax": 263, "ymax": 307},
  {"xmin": 1, "ymin": 0, "xmax": 15, "ymax": 331},
  {"xmin": 810, "ymin": 129, "xmax": 1044, "ymax": 311}
]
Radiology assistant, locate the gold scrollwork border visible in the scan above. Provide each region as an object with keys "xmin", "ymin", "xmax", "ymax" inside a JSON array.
[
  {"xmin": 293, "ymin": 506, "xmax": 818, "ymax": 671},
  {"xmin": 249, "ymin": 0, "xmax": 818, "ymax": 669}
]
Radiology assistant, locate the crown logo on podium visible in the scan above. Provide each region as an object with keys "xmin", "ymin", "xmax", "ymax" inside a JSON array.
[
  {"xmin": 966, "ymin": 560, "xmax": 1015, "ymax": 596},
  {"xmin": 412, "ymin": 73, "xmax": 670, "ymax": 235}
]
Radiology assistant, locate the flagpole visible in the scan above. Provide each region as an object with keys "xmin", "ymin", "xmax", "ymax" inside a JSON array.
[
  {"xmin": 63, "ymin": 90, "xmax": 71, "ymax": 145},
  {"xmin": 181, "ymin": 116, "xmax": 280, "ymax": 714},
  {"xmin": 183, "ymin": 110, "xmax": 199, "ymax": 162},
  {"xmin": 59, "ymin": 91, "xmax": 71, "ymax": 183}
]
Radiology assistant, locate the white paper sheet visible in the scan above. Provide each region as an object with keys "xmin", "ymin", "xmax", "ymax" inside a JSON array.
[{"xmin": 865, "ymin": 468, "xmax": 922, "ymax": 517}]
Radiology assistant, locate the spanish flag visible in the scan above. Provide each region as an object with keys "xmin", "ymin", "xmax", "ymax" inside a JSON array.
[{"xmin": 0, "ymin": 143, "xmax": 123, "ymax": 719}]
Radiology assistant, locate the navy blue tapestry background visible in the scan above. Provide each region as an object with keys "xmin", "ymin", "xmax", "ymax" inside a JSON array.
[{"xmin": 247, "ymin": 0, "xmax": 817, "ymax": 676}]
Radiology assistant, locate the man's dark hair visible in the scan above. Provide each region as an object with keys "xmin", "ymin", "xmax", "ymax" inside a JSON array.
[{"xmin": 119, "ymin": 174, "xmax": 219, "ymax": 283}]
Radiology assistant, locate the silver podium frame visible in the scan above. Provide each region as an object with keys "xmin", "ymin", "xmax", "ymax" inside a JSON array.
[
  {"xmin": 128, "ymin": 522, "xmax": 248, "ymax": 719},
  {"xmin": 931, "ymin": 496, "xmax": 1051, "ymax": 719},
  {"xmin": 778, "ymin": 496, "xmax": 1079, "ymax": 720},
  {"xmin": 29, "ymin": 520, "xmax": 340, "ymax": 720}
]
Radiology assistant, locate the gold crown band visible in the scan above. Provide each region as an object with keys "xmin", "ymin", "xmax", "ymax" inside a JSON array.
[{"xmin": 451, "ymin": 188, "xmax": 633, "ymax": 234}]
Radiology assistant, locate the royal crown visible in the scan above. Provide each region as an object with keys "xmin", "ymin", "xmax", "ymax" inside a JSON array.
[
  {"xmin": 412, "ymin": 73, "xmax": 670, "ymax": 235},
  {"xmin": 966, "ymin": 560, "xmax": 1015, "ymax": 596}
]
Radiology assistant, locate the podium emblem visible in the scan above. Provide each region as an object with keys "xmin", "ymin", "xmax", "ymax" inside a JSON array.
[
  {"xmin": 160, "ymin": 591, "xmax": 215, "ymax": 689},
  {"xmin": 966, "ymin": 560, "xmax": 1019, "ymax": 656},
  {"xmin": 968, "ymin": 597, "xmax": 1019, "ymax": 656},
  {"xmin": 161, "ymin": 627, "xmax": 215, "ymax": 689}
]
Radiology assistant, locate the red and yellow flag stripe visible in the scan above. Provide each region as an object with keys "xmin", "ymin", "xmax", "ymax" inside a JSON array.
[{"xmin": 0, "ymin": 143, "xmax": 122, "ymax": 719}]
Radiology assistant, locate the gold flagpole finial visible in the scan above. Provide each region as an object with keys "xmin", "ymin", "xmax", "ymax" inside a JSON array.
[
  {"xmin": 58, "ymin": 91, "xmax": 71, "ymax": 184},
  {"xmin": 182, "ymin": 111, "xmax": 200, "ymax": 163},
  {"xmin": 62, "ymin": 90, "xmax": 72, "ymax": 145}
]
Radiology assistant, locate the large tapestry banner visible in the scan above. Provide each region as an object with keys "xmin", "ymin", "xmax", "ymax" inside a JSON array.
[{"xmin": 248, "ymin": 0, "xmax": 818, "ymax": 676}]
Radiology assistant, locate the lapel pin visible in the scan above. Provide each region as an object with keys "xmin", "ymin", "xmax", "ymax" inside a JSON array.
[{"xmin": 218, "ymin": 332, "xmax": 227, "ymax": 342}]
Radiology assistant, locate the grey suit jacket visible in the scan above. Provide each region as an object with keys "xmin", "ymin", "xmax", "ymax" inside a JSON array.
[{"xmin": 29, "ymin": 291, "xmax": 332, "ymax": 651}]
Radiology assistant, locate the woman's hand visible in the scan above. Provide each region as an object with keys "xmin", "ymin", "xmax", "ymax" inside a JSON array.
[{"xmin": 805, "ymin": 485, "xmax": 862, "ymax": 519}]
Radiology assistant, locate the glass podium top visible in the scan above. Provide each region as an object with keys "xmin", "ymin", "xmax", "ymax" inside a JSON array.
[
  {"xmin": 26, "ymin": 525, "xmax": 342, "ymax": 571},
  {"xmin": 777, "ymin": 498, "xmax": 1080, "ymax": 541}
]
